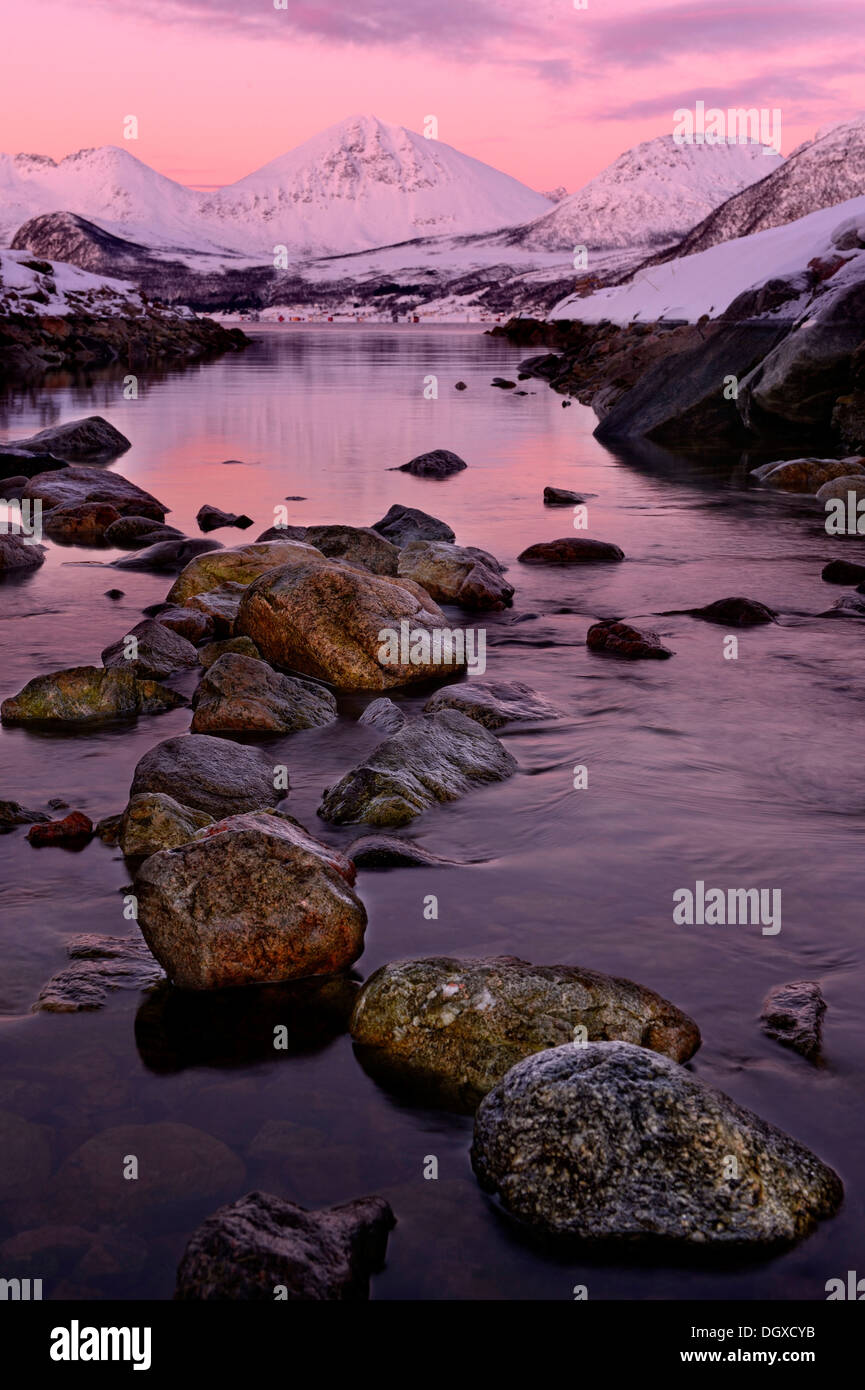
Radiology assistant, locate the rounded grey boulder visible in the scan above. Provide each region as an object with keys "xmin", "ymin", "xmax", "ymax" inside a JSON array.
[
  {"xmin": 130, "ymin": 734, "xmax": 282, "ymax": 818},
  {"xmin": 471, "ymin": 1041, "xmax": 843, "ymax": 1246}
]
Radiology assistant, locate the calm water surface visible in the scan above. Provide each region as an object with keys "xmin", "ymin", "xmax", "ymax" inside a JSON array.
[{"xmin": 1, "ymin": 326, "xmax": 863, "ymax": 1299}]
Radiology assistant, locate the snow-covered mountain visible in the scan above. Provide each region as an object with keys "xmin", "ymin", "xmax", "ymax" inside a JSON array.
[
  {"xmin": 516, "ymin": 135, "xmax": 782, "ymax": 251},
  {"xmin": 0, "ymin": 116, "xmax": 553, "ymax": 259},
  {"xmin": 641, "ymin": 116, "xmax": 865, "ymax": 263}
]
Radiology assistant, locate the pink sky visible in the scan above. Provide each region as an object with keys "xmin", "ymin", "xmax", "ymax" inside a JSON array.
[{"xmin": 2, "ymin": 0, "xmax": 864, "ymax": 192}]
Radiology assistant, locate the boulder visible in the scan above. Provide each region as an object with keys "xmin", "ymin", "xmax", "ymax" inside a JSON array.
[
  {"xmin": 4, "ymin": 415, "xmax": 130, "ymax": 461},
  {"xmin": 825, "ymin": 593, "xmax": 865, "ymax": 617},
  {"xmin": 816, "ymin": 474, "xmax": 865, "ymax": 503},
  {"xmin": 303, "ymin": 525, "xmax": 399, "ymax": 576},
  {"xmin": 760, "ymin": 981, "xmax": 826, "ymax": 1061},
  {"xmin": 191, "ymin": 654, "xmax": 338, "ymax": 735},
  {"xmin": 351, "ymin": 956, "xmax": 701, "ymax": 1108},
  {"xmin": 491, "ymin": 378, "xmax": 516, "ymax": 389},
  {"xmin": 318, "ymin": 709, "xmax": 517, "ymax": 827},
  {"xmin": 691, "ymin": 597, "xmax": 777, "ymax": 626},
  {"xmin": 751, "ymin": 457, "xmax": 865, "ymax": 494},
  {"xmin": 22, "ymin": 464, "xmax": 166, "ymax": 519},
  {"xmin": 544, "ymin": 486, "xmax": 585, "ymax": 505},
  {"xmin": 186, "ymin": 582, "xmax": 247, "ymax": 636},
  {"xmin": 236, "ymin": 557, "xmax": 467, "ymax": 691},
  {"xmin": 471, "ymin": 1041, "xmax": 843, "ymax": 1244},
  {"xmin": 175, "ymin": 1191, "xmax": 394, "ymax": 1300},
  {"xmin": 167, "ymin": 539, "xmax": 324, "ymax": 605},
  {"xmin": 33, "ymin": 934, "xmax": 164, "ymax": 1012},
  {"xmin": 118, "ymin": 792, "xmax": 214, "ymax": 857},
  {"xmin": 130, "ymin": 734, "xmax": 281, "ymax": 818},
  {"xmin": 198, "ymin": 636, "xmax": 260, "ymax": 669},
  {"xmin": 112, "ymin": 537, "xmax": 222, "ymax": 572},
  {"xmin": 135, "ymin": 811, "xmax": 367, "ymax": 989},
  {"xmin": 0, "ymin": 799, "xmax": 49, "ymax": 829},
  {"xmin": 424, "ymin": 680, "xmax": 560, "ymax": 729},
  {"xmin": 101, "ymin": 618, "xmax": 199, "ymax": 680},
  {"xmin": 587, "ymin": 620, "xmax": 674, "ymax": 660},
  {"xmin": 103, "ymin": 515, "xmax": 183, "ymax": 547},
  {"xmin": 27, "ymin": 811, "xmax": 93, "ymax": 846},
  {"xmin": 42, "ymin": 501, "xmax": 121, "ymax": 542},
  {"xmin": 1, "ymin": 665, "xmax": 184, "ymax": 724},
  {"xmin": 397, "ymin": 540, "xmax": 514, "ymax": 610},
  {"xmin": 348, "ymin": 835, "xmax": 463, "ymax": 868},
  {"xmin": 0, "ymin": 534, "xmax": 45, "ymax": 572},
  {"xmin": 822, "ymin": 558, "xmax": 865, "ymax": 584},
  {"xmin": 395, "ymin": 449, "xmax": 467, "ymax": 478},
  {"xmin": 255, "ymin": 525, "xmax": 309, "ymax": 543},
  {"xmin": 358, "ymin": 698, "xmax": 406, "ymax": 734},
  {"xmin": 155, "ymin": 606, "xmax": 214, "ymax": 643},
  {"xmin": 371, "ymin": 504, "xmax": 455, "ymax": 546},
  {"xmin": 518, "ymin": 538, "xmax": 624, "ymax": 564},
  {"xmin": 197, "ymin": 505, "xmax": 254, "ymax": 533}
]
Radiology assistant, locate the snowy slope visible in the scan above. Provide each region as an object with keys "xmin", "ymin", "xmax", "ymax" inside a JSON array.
[
  {"xmin": 0, "ymin": 117, "xmax": 553, "ymax": 259},
  {"xmin": 549, "ymin": 195, "xmax": 865, "ymax": 323},
  {"xmin": 201, "ymin": 115, "xmax": 554, "ymax": 254},
  {"xmin": 642, "ymin": 117, "xmax": 865, "ymax": 263},
  {"xmin": 518, "ymin": 135, "xmax": 782, "ymax": 251},
  {"xmin": 0, "ymin": 246, "xmax": 173, "ymax": 318}
]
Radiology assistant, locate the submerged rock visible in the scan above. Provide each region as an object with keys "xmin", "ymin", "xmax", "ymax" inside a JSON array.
[
  {"xmin": 0, "ymin": 798, "xmax": 49, "ymax": 829},
  {"xmin": 191, "ymin": 654, "xmax": 338, "ymax": 735},
  {"xmin": 303, "ymin": 524, "xmax": 399, "ymax": 576},
  {"xmin": 23, "ymin": 463, "xmax": 166, "ymax": 519},
  {"xmin": 1, "ymin": 665, "xmax": 185, "ymax": 724},
  {"xmin": 118, "ymin": 792, "xmax": 214, "ymax": 857},
  {"xmin": 471, "ymin": 1041, "xmax": 843, "ymax": 1244},
  {"xmin": 358, "ymin": 697, "xmax": 406, "ymax": 734},
  {"xmin": 135, "ymin": 811, "xmax": 366, "ymax": 989},
  {"xmin": 6, "ymin": 415, "xmax": 130, "ymax": 461},
  {"xmin": 130, "ymin": 734, "xmax": 281, "ymax": 819},
  {"xmin": 824, "ymin": 593, "xmax": 865, "ymax": 617},
  {"xmin": 197, "ymin": 504, "xmax": 254, "ymax": 533},
  {"xmin": 424, "ymin": 679, "xmax": 560, "ymax": 729},
  {"xmin": 348, "ymin": 835, "xmax": 463, "ymax": 868},
  {"xmin": 544, "ymin": 486, "xmax": 586, "ymax": 505},
  {"xmin": 371, "ymin": 504, "xmax": 455, "ymax": 546},
  {"xmin": 821, "ymin": 558, "xmax": 865, "ymax": 584},
  {"xmin": 0, "ymin": 534, "xmax": 45, "ymax": 572},
  {"xmin": 761, "ymin": 982, "xmax": 827, "ymax": 1061},
  {"xmin": 752, "ymin": 457, "xmax": 865, "ymax": 494},
  {"xmin": 113, "ymin": 537, "xmax": 223, "ymax": 573},
  {"xmin": 101, "ymin": 618, "xmax": 199, "ymax": 680},
  {"xmin": 34, "ymin": 934, "xmax": 164, "ymax": 1012},
  {"xmin": 318, "ymin": 709, "xmax": 517, "ymax": 827},
  {"xmin": 518, "ymin": 538, "xmax": 624, "ymax": 564},
  {"xmin": 351, "ymin": 956, "xmax": 701, "ymax": 1108},
  {"xmin": 167, "ymin": 539, "xmax": 325, "ymax": 605},
  {"xmin": 691, "ymin": 597, "xmax": 777, "ymax": 626},
  {"xmin": 103, "ymin": 515, "xmax": 183, "ymax": 547},
  {"xmin": 587, "ymin": 620, "xmax": 674, "ymax": 660},
  {"xmin": 396, "ymin": 449, "xmax": 467, "ymax": 478},
  {"xmin": 175, "ymin": 1190, "xmax": 394, "ymax": 1300},
  {"xmin": 397, "ymin": 540, "xmax": 514, "ymax": 610},
  {"xmin": 237, "ymin": 556, "xmax": 466, "ymax": 691}
]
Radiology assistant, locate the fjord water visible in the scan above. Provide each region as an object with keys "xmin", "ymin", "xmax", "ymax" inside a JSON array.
[{"xmin": 1, "ymin": 325, "xmax": 863, "ymax": 1299}]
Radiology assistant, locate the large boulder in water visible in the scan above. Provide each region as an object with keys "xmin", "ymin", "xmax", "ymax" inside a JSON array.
[
  {"xmin": 371, "ymin": 504, "xmax": 455, "ymax": 545},
  {"xmin": 318, "ymin": 709, "xmax": 517, "ymax": 826},
  {"xmin": 236, "ymin": 557, "xmax": 467, "ymax": 691},
  {"xmin": 101, "ymin": 618, "xmax": 199, "ymax": 679},
  {"xmin": 471, "ymin": 1041, "xmax": 843, "ymax": 1245},
  {"xmin": 351, "ymin": 956, "xmax": 701, "ymax": 1108},
  {"xmin": 191, "ymin": 654, "xmax": 337, "ymax": 735},
  {"xmin": 395, "ymin": 449, "xmax": 467, "ymax": 478},
  {"xmin": 22, "ymin": 464, "xmax": 166, "ymax": 520},
  {"xmin": 397, "ymin": 540, "xmax": 514, "ymax": 610},
  {"xmin": 130, "ymin": 734, "xmax": 281, "ymax": 819},
  {"xmin": 518, "ymin": 538, "xmax": 624, "ymax": 564},
  {"xmin": 5, "ymin": 415, "xmax": 130, "ymax": 461},
  {"xmin": 0, "ymin": 534, "xmax": 45, "ymax": 572},
  {"xmin": 175, "ymin": 1191, "xmax": 395, "ymax": 1300},
  {"xmin": 1, "ymin": 665, "xmax": 184, "ymax": 725},
  {"xmin": 167, "ymin": 539, "xmax": 326, "ymax": 605},
  {"xmin": 587, "ymin": 620, "xmax": 673, "ymax": 660},
  {"xmin": 135, "ymin": 811, "xmax": 367, "ymax": 989},
  {"xmin": 424, "ymin": 680, "xmax": 560, "ymax": 729},
  {"xmin": 112, "ymin": 537, "xmax": 222, "ymax": 573}
]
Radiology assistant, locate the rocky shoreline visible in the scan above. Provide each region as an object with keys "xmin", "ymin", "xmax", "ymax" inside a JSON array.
[{"xmin": 0, "ymin": 408, "xmax": 847, "ymax": 1294}]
